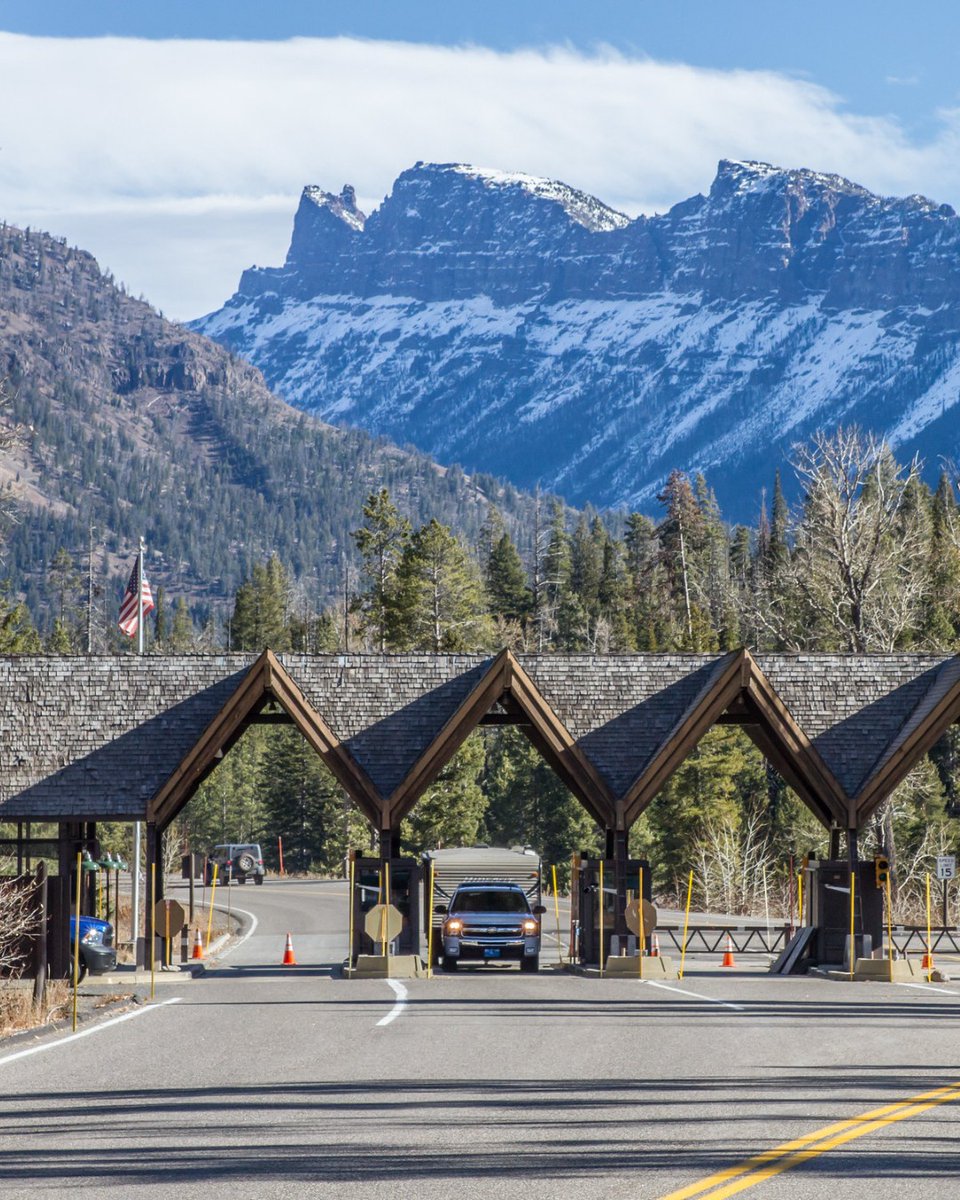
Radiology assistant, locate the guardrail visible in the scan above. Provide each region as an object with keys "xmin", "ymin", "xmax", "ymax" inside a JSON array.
[
  {"xmin": 657, "ymin": 923, "xmax": 791, "ymax": 954},
  {"xmin": 888, "ymin": 927, "xmax": 960, "ymax": 955}
]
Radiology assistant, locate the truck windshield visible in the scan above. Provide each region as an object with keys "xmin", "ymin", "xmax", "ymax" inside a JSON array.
[{"xmin": 454, "ymin": 890, "xmax": 530, "ymax": 913}]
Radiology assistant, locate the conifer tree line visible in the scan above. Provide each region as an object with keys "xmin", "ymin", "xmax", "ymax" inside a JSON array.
[{"xmin": 5, "ymin": 426, "xmax": 960, "ymax": 914}]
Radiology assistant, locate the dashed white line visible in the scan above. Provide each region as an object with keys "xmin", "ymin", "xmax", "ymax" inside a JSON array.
[
  {"xmin": 377, "ymin": 979, "xmax": 408, "ymax": 1026},
  {"xmin": 0, "ymin": 997, "xmax": 182, "ymax": 1067},
  {"xmin": 642, "ymin": 979, "xmax": 745, "ymax": 1011}
]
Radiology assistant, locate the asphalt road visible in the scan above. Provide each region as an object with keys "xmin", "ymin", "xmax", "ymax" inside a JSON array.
[{"xmin": 2, "ymin": 878, "xmax": 960, "ymax": 1199}]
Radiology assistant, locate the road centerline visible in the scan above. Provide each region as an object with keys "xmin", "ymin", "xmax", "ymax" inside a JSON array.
[
  {"xmin": 376, "ymin": 978, "xmax": 408, "ymax": 1026},
  {"xmin": 656, "ymin": 1077, "xmax": 960, "ymax": 1199}
]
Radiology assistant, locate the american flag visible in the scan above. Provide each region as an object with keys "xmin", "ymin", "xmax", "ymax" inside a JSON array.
[{"xmin": 118, "ymin": 554, "xmax": 155, "ymax": 637}]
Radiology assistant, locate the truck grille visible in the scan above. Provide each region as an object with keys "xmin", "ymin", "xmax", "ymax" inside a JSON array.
[{"xmin": 461, "ymin": 925, "xmax": 523, "ymax": 937}]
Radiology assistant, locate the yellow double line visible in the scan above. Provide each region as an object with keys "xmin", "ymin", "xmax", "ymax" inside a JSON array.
[{"xmin": 658, "ymin": 1078, "xmax": 960, "ymax": 1199}]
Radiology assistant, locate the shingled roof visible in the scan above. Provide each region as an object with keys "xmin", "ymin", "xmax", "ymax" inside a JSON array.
[{"xmin": 2, "ymin": 651, "xmax": 959, "ymax": 831}]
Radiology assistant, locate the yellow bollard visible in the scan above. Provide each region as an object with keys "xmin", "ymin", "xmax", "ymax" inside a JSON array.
[
  {"xmin": 72, "ymin": 851, "xmax": 82, "ymax": 1032},
  {"xmin": 150, "ymin": 862, "xmax": 156, "ymax": 1001},
  {"xmin": 638, "ymin": 866, "xmax": 645, "ymax": 981},
  {"xmin": 926, "ymin": 872, "xmax": 933, "ymax": 983},
  {"xmin": 205, "ymin": 863, "xmax": 219, "ymax": 950},
  {"xmin": 797, "ymin": 870, "xmax": 804, "ymax": 928},
  {"xmin": 598, "ymin": 859, "xmax": 605, "ymax": 978},
  {"xmin": 551, "ymin": 864, "xmax": 563, "ymax": 965},
  {"xmin": 679, "ymin": 869, "xmax": 694, "ymax": 981},
  {"xmin": 347, "ymin": 854, "xmax": 355, "ymax": 978},
  {"xmin": 383, "ymin": 861, "xmax": 391, "ymax": 969},
  {"xmin": 427, "ymin": 858, "xmax": 436, "ymax": 979},
  {"xmin": 848, "ymin": 866, "xmax": 856, "ymax": 982},
  {"xmin": 886, "ymin": 869, "xmax": 894, "ymax": 979}
]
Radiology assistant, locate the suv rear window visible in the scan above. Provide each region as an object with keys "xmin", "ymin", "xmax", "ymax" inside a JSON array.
[{"xmin": 454, "ymin": 889, "xmax": 530, "ymax": 914}]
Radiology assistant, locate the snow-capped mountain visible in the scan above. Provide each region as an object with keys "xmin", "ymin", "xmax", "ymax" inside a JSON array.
[{"xmin": 193, "ymin": 159, "xmax": 960, "ymax": 517}]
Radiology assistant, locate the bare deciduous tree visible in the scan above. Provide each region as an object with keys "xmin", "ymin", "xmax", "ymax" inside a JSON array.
[
  {"xmin": 0, "ymin": 869, "xmax": 39, "ymax": 976},
  {"xmin": 760, "ymin": 427, "xmax": 929, "ymax": 651}
]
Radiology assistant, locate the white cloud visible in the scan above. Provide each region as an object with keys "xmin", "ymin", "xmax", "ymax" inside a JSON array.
[{"xmin": 1, "ymin": 33, "xmax": 959, "ymax": 318}]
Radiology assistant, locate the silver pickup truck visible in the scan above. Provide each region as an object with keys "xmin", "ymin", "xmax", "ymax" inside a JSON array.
[{"xmin": 437, "ymin": 880, "xmax": 547, "ymax": 972}]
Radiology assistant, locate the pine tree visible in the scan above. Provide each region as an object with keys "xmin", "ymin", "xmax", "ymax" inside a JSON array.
[
  {"xmin": 388, "ymin": 519, "xmax": 493, "ymax": 652},
  {"xmin": 229, "ymin": 555, "xmax": 292, "ymax": 651},
  {"xmin": 485, "ymin": 531, "xmax": 530, "ymax": 624},
  {"xmin": 352, "ymin": 488, "xmax": 411, "ymax": 652},
  {"xmin": 400, "ymin": 735, "xmax": 488, "ymax": 852}
]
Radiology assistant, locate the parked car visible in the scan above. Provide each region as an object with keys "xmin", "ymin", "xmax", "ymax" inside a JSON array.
[
  {"xmin": 69, "ymin": 915, "xmax": 117, "ymax": 980},
  {"xmin": 437, "ymin": 881, "xmax": 546, "ymax": 972},
  {"xmin": 205, "ymin": 843, "xmax": 265, "ymax": 885}
]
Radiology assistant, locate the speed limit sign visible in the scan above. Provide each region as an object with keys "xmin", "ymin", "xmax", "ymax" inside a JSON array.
[{"xmin": 936, "ymin": 855, "xmax": 956, "ymax": 882}]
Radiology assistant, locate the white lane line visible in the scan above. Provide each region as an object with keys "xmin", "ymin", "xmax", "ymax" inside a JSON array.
[
  {"xmin": 0, "ymin": 997, "xmax": 182, "ymax": 1067},
  {"xmin": 376, "ymin": 979, "xmax": 408, "ymax": 1027},
  {"xmin": 214, "ymin": 905, "xmax": 258, "ymax": 961},
  {"xmin": 641, "ymin": 979, "xmax": 744, "ymax": 1011},
  {"xmin": 895, "ymin": 981, "xmax": 960, "ymax": 996}
]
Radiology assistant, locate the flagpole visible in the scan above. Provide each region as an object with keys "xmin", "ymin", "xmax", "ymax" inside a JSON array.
[
  {"xmin": 137, "ymin": 537, "xmax": 145, "ymax": 657},
  {"xmin": 134, "ymin": 535, "xmax": 144, "ymax": 964}
]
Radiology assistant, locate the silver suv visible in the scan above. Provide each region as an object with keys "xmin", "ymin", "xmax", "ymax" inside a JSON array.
[
  {"xmin": 438, "ymin": 882, "xmax": 545, "ymax": 972},
  {"xmin": 206, "ymin": 843, "xmax": 265, "ymax": 886}
]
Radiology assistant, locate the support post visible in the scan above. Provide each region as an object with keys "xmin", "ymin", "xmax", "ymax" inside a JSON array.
[
  {"xmin": 131, "ymin": 819, "xmax": 141, "ymax": 961},
  {"xmin": 613, "ymin": 828, "xmax": 629, "ymax": 945},
  {"xmin": 143, "ymin": 823, "xmax": 158, "ymax": 968},
  {"xmin": 829, "ymin": 826, "xmax": 841, "ymax": 860}
]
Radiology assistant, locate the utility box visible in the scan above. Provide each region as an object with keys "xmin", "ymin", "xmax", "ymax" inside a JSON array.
[
  {"xmin": 350, "ymin": 856, "xmax": 422, "ymax": 964},
  {"xmin": 808, "ymin": 859, "xmax": 883, "ymax": 966},
  {"xmin": 577, "ymin": 856, "xmax": 651, "ymax": 966}
]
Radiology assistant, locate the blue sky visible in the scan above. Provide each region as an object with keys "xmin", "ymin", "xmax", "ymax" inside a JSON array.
[{"xmin": 0, "ymin": 3, "xmax": 955, "ymax": 317}]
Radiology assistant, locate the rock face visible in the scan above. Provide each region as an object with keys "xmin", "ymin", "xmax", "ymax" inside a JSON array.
[{"xmin": 194, "ymin": 159, "xmax": 960, "ymax": 516}]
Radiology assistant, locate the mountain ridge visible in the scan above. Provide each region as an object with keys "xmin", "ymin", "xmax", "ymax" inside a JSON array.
[{"xmin": 194, "ymin": 158, "xmax": 960, "ymax": 517}]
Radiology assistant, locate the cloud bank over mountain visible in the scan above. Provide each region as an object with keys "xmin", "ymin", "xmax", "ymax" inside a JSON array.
[{"xmin": 3, "ymin": 32, "xmax": 960, "ymax": 316}]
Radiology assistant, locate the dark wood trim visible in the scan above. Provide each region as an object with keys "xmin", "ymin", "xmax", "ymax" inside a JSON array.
[{"xmin": 149, "ymin": 649, "xmax": 384, "ymax": 830}]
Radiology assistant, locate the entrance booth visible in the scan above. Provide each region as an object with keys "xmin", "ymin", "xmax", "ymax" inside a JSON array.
[
  {"xmin": 349, "ymin": 855, "xmax": 422, "ymax": 964},
  {"xmin": 576, "ymin": 856, "xmax": 651, "ymax": 966},
  {"xmin": 806, "ymin": 859, "xmax": 883, "ymax": 966}
]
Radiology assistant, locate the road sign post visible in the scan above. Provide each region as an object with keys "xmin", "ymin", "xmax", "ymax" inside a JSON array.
[{"xmin": 936, "ymin": 857, "xmax": 955, "ymax": 929}]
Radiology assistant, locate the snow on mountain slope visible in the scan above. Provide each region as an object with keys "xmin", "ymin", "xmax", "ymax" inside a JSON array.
[{"xmin": 193, "ymin": 159, "xmax": 960, "ymax": 517}]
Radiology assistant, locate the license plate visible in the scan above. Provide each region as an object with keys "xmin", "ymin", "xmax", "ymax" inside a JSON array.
[{"xmin": 483, "ymin": 948, "xmax": 501, "ymax": 958}]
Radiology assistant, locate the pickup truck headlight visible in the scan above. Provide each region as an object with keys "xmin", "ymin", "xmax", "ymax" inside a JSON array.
[
  {"xmin": 522, "ymin": 919, "xmax": 538, "ymax": 935},
  {"xmin": 444, "ymin": 919, "xmax": 463, "ymax": 935},
  {"xmin": 81, "ymin": 928, "xmax": 103, "ymax": 945}
]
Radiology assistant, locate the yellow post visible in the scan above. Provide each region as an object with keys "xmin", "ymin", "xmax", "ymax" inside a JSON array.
[
  {"xmin": 347, "ymin": 855, "xmax": 355, "ymax": 978},
  {"xmin": 797, "ymin": 870, "xmax": 804, "ymax": 928},
  {"xmin": 569, "ymin": 854, "xmax": 580, "ymax": 962},
  {"xmin": 72, "ymin": 851, "xmax": 82, "ymax": 1032},
  {"xmin": 679, "ymin": 869, "xmax": 694, "ymax": 980},
  {"xmin": 598, "ymin": 858, "xmax": 605, "ymax": 978},
  {"xmin": 638, "ymin": 866, "xmax": 645, "ymax": 981},
  {"xmin": 165, "ymin": 899, "xmax": 171, "ymax": 968},
  {"xmin": 885, "ymin": 869, "xmax": 894, "ymax": 980},
  {"xmin": 551, "ymin": 864, "xmax": 562, "ymax": 965},
  {"xmin": 427, "ymin": 858, "xmax": 436, "ymax": 979},
  {"xmin": 205, "ymin": 863, "xmax": 219, "ymax": 949},
  {"xmin": 149, "ymin": 861, "xmax": 156, "ymax": 1001},
  {"xmin": 926, "ymin": 872, "xmax": 933, "ymax": 983},
  {"xmin": 383, "ymin": 861, "xmax": 391, "ymax": 968},
  {"xmin": 848, "ymin": 866, "xmax": 856, "ymax": 983}
]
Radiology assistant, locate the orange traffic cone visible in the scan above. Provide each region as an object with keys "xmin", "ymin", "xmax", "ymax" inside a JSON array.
[
  {"xmin": 191, "ymin": 928, "xmax": 204, "ymax": 960},
  {"xmin": 922, "ymin": 941, "xmax": 934, "ymax": 970},
  {"xmin": 281, "ymin": 932, "xmax": 297, "ymax": 966},
  {"xmin": 721, "ymin": 933, "xmax": 736, "ymax": 968},
  {"xmin": 650, "ymin": 931, "xmax": 661, "ymax": 957}
]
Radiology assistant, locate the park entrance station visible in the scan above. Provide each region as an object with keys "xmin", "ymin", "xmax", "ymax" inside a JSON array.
[{"xmin": 2, "ymin": 647, "xmax": 959, "ymax": 974}]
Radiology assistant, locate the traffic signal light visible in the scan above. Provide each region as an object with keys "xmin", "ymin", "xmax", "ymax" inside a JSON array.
[{"xmin": 874, "ymin": 855, "xmax": 890, "ymax": 888}]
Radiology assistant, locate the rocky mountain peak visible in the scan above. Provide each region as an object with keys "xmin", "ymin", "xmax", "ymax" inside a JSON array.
[{"xmin": 195, "ymin": 158, "xmax": 960, "ymax": 518}]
